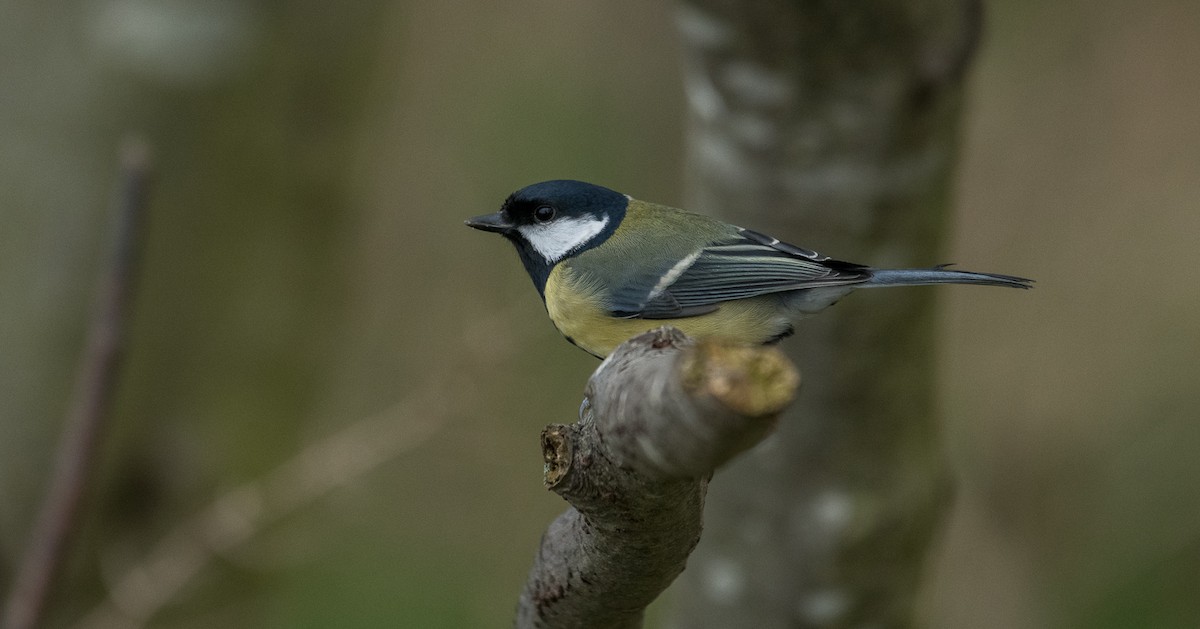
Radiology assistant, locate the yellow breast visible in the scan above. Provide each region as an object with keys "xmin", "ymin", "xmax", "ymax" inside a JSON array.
[{"xmin": 544, "ymin": 265, "xmax": 789, "ymax": 358}]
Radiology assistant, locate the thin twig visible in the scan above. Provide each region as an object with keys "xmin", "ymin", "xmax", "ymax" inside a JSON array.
[
  {"xmin": 71, "ymin": 390, "xmax": 453, "ymax": 629},
  {"xmin": 2, "ymin": 139, "xmax": 152, "ymax": 629},
  {"xmin": 68, "ymin": 303, "xmax": 522, "ymax": 629}
]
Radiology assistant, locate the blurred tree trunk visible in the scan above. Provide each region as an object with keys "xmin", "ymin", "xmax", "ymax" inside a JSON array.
[{"xmin": 670, "ymin": 1, "xmax": 980, "ymax": 627}]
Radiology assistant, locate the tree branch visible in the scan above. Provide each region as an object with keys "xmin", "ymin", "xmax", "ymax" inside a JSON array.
[
  {"xmin": 2, "ymin": 139, "xmax": 151, "ymax": 629},
  {"xmin": 515, "ymin": 327, "xmax": 799, "ymax": 629}
]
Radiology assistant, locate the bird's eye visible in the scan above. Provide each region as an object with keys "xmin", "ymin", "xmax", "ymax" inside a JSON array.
[{"xmin": 534, "ymin": 205, "xmax": 556, "ymax": 223}]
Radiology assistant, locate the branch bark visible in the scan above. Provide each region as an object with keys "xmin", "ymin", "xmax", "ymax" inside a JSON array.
[
  {"xmin": 2, "ymin": 139, "xmax": 150, "ymax": 629},
  {"xmin": 515, "ymin": 328, "xmax": 799, "ymax": 629},
  {"xmin": 671, "ymin": 1, "xmax": 981, "ymax": 627}
]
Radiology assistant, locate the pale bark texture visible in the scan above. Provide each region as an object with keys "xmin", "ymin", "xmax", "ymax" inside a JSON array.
[
  {"xmin": 671, "ymin": 1, "xmax": 981, "ymax": 627},
  {"xmin": 516, "ymin": 328, "xmax": 799, "ymax": 629}
]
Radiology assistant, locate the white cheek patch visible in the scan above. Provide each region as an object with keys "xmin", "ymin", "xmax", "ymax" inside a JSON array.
[{"xmin": 518, "ymin": 216, "xmax": 610, "ymax": 263}]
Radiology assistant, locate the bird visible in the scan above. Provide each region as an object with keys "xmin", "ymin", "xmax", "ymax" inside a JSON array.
[{"xmin": 465, "ymin": 180, "xmax": 1032, "ymax": 359}]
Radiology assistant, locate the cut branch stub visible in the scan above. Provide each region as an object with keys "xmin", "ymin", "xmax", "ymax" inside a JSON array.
[
  {"xmin": 585, "ymin": 327, "xmax": 800, "ymax": 480},
  {"xmin": 541, "ymin": 424, "xmax": 572, "ymax": 488},
  {"xmin": 517, "ymin": 327, "xmax": 800, "ymax": 629}
]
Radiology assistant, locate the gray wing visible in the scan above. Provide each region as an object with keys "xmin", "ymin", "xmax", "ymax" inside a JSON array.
[{"xmin": 609, "ymin": 228, "xmax": 869, "ymax": 319}]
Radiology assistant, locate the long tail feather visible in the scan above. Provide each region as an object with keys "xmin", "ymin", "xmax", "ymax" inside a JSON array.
[{"xmin": 866, "ymin": 265, "xmax": 1033, "ymax": 289}]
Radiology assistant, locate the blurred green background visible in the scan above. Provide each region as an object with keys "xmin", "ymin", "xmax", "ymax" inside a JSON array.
[{"xmin": 1, "ymin": 1, "xmax": 1197, "ymax": 627}]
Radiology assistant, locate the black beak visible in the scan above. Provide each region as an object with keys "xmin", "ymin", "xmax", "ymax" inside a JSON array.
[{"xmin": 465, "ymin": 212, "xmax": 514, "ymax": 234}]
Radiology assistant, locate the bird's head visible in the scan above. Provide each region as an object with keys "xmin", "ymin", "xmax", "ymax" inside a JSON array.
[{"xmin": 466, "ymin": 180, "xmax": 627, "ymax": 292}]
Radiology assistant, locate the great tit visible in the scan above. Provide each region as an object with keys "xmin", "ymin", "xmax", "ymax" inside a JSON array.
[{"xmin": 466, "ymin": 180, "xmax": 1031, "ymax": 359}]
